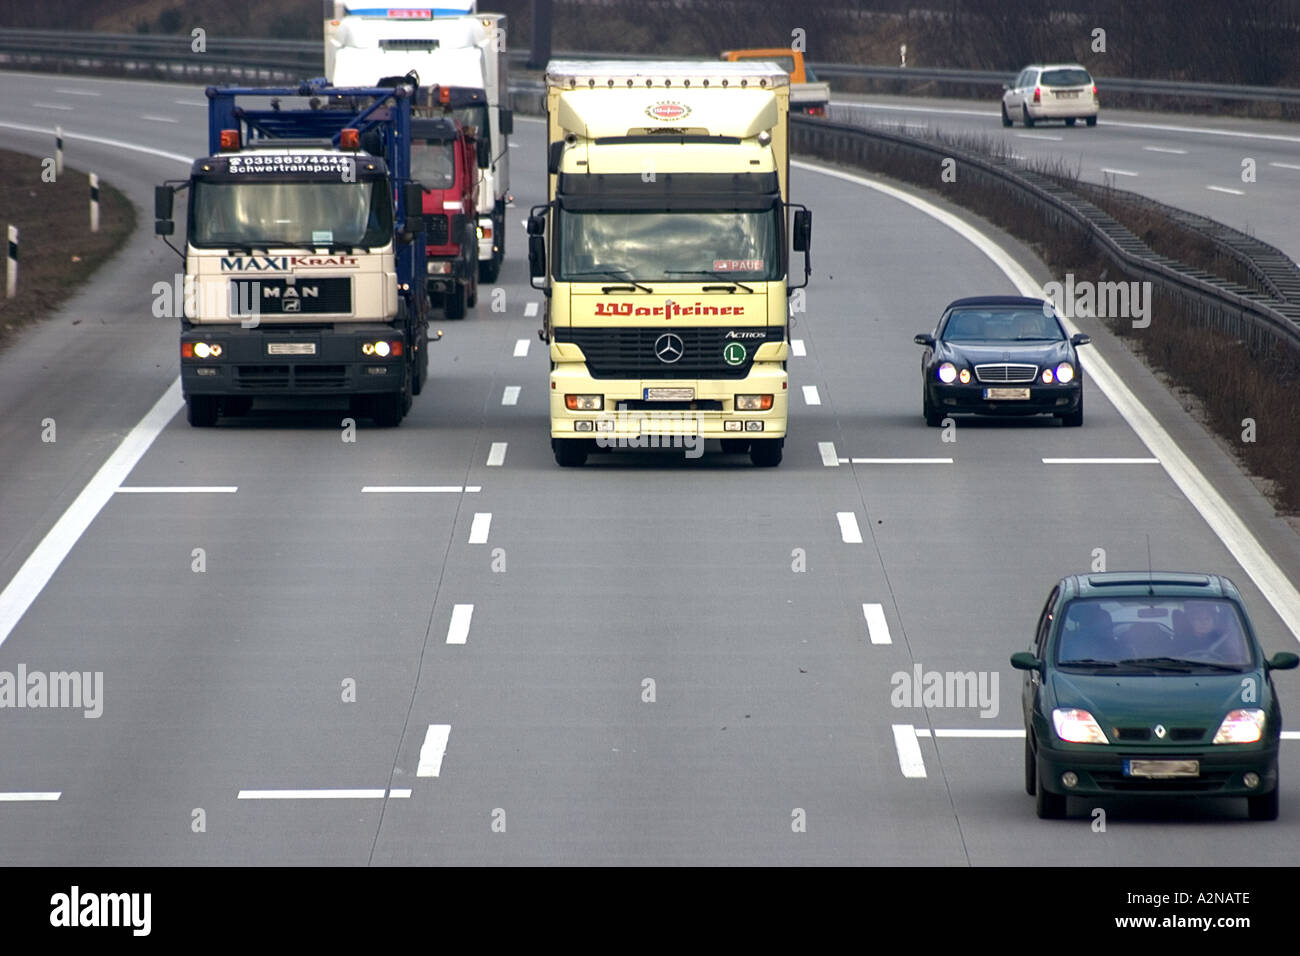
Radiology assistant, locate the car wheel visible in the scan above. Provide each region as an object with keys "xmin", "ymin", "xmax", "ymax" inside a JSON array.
[
  {"xmin": 749, "ymin": 438, "xmax": 783, "ymax": 467},
  {"xmin": 1058, "ymin": 394, "xmax": 1083, "ymax": 427},
  {"xmin": 1086, "ymin": 116, "xmax": 1098, "ymax": 127},
  {"xmin": 923, "ymin": 390, "xmax": 944, "ymax": 428},
  {"xmin": 1001, "ymin": 103, "xmax": 1013, "ymax": 128},
  {"xmin": 444, "ymin": 283, "xmax": 467, "ymax": 320},
  {"xmin": 1065, "ymin": 117, "xmax": 1077, "ymax": 127},
  {"xmin": 1022, "ymin": 105, "xmax": 1035, "ymax": 128},
  {"xmin": 186, "ymin": 395, "xmax": 218, "ymax": 427},
  {"xmin": 720, "ymin": 439, "xmax": 750, "ymax": 454},
  {"xmin": 1035, "ymin": 774, "xmax": 1067, "ymax": 819},
  {"xmin": 553, "ymin": 438, "xmax": 590, "ymax": 467},
  {"xmin": 1248, "ymin": 785, "xmax": 1279, "ymax": 821},
  {"xmin": 1024, "ymin": 736, "xmax": 1038, "ymax": 796}
]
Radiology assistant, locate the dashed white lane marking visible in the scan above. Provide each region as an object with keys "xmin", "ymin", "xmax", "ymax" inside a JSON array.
[
  {"xmin": 417, "ymin": 724, "xmax": 452, "ymax": 777},
  {"xmin": 1017, "ymin": 133, "xmax": 1062, "ymax": 141},
  {"xmin": 1042, "ymin": 457, "xmax": 1159, "ymax": 464},
  {"xmin": 818, "ymin": 442, "xmax": 839, "ymax": 467},
  {"xmin": 486, "ymin": 442, "xmax": 508, "ymax": 467},
  {"xmin": 892, "ymin": 724, "xmax": 927, "ymax": 778},
  {"xmin": 140, "ymin": 114, "xmax": 179, "ymax": 123},
  {"xmin": 53, "ymin": 89, "xmax": 99, "ymax": 97},
  {"xmin": 837, "ymin": 511, "xmax": 863, "ymax": 544},
  {"xmin": 1100, "ymin": 167, "xmax": 1139, "ymax": 177},
  {"xmin": 468, "ymin": 512, "xmax": 492, "ymax": 544},
  {"xmin": 513, "ymin": 338, "xmax": 530, "ymax": 357},
  {"xmin": 842, "ymin": 458, "xmax": 952, "ymax": 464},
  {"xmin": 914, "ymin": 729, "xmax": 1025, "ymax": 739},
  {"xmin": 174, "ymin": 99, "xmax": 208, "ymax": 106},
  {"xmin": 802, "ymin": 385, "xmax": 821, "ymax": 405},
  {"xmin": 1206, "ymin": 185, "xmax": 1244, "ymax": 195},
  {"xmin": 502, "ymin": 386, "xmax": 520, "ymax": 405},
  {"xmin": 863, "ymin": 603, "xmax": 892, "ymax": 644},
  {"xmin": 446, "ymin": 604, "xmax": 473, "ymax": 645},
  {"xmin": 362, "ymin": 486, "xmax": 481, "ymax": 493},
  {"xmin": 0, "ymin": 792, "xmax": 61, "ymax": 802},
  {"xmin": 31, "ymin": 102, "xmax": 73, "ymax": 111},
  {"xmin": 791, "ymin": 338, "xmax": 806, "ymax": 357},
  {"xmin": 1143, "ymin": 145, "xmax": 1187, "ymax": 154},
  {"xmin": 524, "ymin": 301, "xmax": 539, "ymax": 317},
  {"xmin": 1283, "ymin": 732, "xmax": 1300, "ymax": 740},
  {"xmin": 237, "ymin": 789, "xmax": 409, "ymax": 800},
  {"xmin": 115, "ymin": 486, "xmax": 237, "ymax": 493},
  {"xmin": 1271, "ymin": 162, "xmax": 1300, "ymax": 171},
  {"xmin": 0, "ymin": 378, "xmax": 183, "ymax": 651}
]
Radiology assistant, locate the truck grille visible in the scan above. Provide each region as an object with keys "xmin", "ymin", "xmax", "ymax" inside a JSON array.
[
  {"xmin": 975, "ymin": 363, "xmax": 1038, "ymax": 383},
  {"xmin": 425, "ymin": 215, "xmax": 449, "ymax": 245},
  {"xmin": 556, "ymin": 327, "xmax": 783, "ymax": 379},
  {"xmin": 234, "ymin": 365, "xmax": 348, "ymax": 389}
]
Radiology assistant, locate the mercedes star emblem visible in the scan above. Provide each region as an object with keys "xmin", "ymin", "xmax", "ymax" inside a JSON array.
[{"xmin": 654, "ymin": 333, "xmax": 684, "ymax": 364}]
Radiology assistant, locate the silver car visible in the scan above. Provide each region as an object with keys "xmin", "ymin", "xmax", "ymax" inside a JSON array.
[{"xmin": 1002, "ymin": 64, "xmax": 1099, "ymax": 128}]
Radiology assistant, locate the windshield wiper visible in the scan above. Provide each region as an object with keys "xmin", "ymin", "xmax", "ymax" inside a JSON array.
[
  {"xmin": 565, "ymin": 270, "xmax": 653, "ymax": 294},
  {"xmin": 1117, "ymin": 657, "xmax": 1194, "ymax": 673},
  {"xmin": 664, "ymin": 270, "xmax": 753, "ymax": 293},
  {"xmin": 1058, "ymin": 658, "xmax": 1119, "ymax": 668}
]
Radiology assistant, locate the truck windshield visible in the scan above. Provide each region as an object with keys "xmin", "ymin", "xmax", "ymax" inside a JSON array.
[
  {"xmin": 451, "ymin": 104, "xmax": 490, "ymax": 154},
  {"xmin": 411, "ymin": 142, "xmax": 456, "ymax": 190},
  {"xmin": 557, "ymin": 209, "xmax": 781, "ymax": 282},
  {"xmin": 189, "ymin": 180, "xmax": 393, "ymax": 248}
]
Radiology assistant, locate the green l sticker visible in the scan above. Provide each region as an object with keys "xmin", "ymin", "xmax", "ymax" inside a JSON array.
[{"xmin": 723, "ymin": 342, "xmax": 746, "ymax": 366}]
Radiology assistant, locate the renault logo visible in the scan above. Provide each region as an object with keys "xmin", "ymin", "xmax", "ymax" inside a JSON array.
[
  {"xmin": 654, "ymin": 333, "xmax": 684, "ymax": 364},
  {"xmin": 1154, "ymin": 724, "xmax": 1167, "ymax": 739}
]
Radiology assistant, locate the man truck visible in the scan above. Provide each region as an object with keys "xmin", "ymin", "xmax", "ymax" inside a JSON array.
[
  {"xmin": 155, "ymin": 80, "xmax": 431, "ymax": 427},
  {"xmin": 528, "ymin": 61, "xmax": 812, "ymax": 467},
  {"xmin": 325, "ymin": 3, "xmax": 512, "ymax": 285}
]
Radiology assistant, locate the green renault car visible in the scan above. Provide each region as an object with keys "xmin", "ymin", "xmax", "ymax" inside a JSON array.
[{"xmin": 1011, "ymin": 572, "xmax": 1298, "ymax": 820}]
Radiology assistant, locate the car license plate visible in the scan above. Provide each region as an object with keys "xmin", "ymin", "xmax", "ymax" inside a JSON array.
[
  {"xmin": 1058, "ymin": 91, "xmax": 1079, "ymax": 98},
  {"xmin": 644, "ymin": 387, "xmax": 694, "ymax": 401},
  {"xmin": 1124, "ymin": 759, "xmax": 1200, "ymax": 778},
  {"xmin": 983, "ymin": 388, "xmax": 1030, "ymax": 400}
]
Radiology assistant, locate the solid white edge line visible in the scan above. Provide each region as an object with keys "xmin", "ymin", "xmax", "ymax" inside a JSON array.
[
  {"xmin": 53, "ymin": 89, "xmax": 100, "ymax": 96},
  {"xmin": 818, "ymin": 441, "xmax": 839, "ymax": 467},
  {"xmin": 486, "ymin": 442, "xmax": 508, "ymax": 467},
  {"xmin": 0, "ymin": 792, "xmax": 61, "ymax": 801},
  {"xmin": 468, "ymin": 512, "xmax": 492, "ymax": 544},
  {"xmin": 1270, "ymin": 162, "xmax": 1300, "ymax": 171},
  {"xmin": 115, "ymin": 486, "xmax": 237, "ymax": 493},
  {"xmin": 361, "ymin": 486, "xmax": 480, "ymax": 493},
  {"xmin": 0, "ymin": 120, "xmax": 194, "ymax": 165},
  {"xmin": 1042, "ymin": 458, "xmax": 1160, "ymax": 464},
  {"xmin": 849, "ymin": 458, "xmax": 953, "ymax": 464},
  {"xmin": 0, "ymin": 379, "xmax": 183, "ymax": 649},
  {"xmin": 791, "ymin": 338, "xmax": 807, "ymax": 356},
  {"xmin": 892, "ymin": 724, "xmax": 927, "ymax": 777},
  {"xmin": 502, "ymin": 385, "xmax": 521, "ymax": 405},
  {"xmin": 1206, "ymin": 185, "xmax": 1245, "ymax": 195},
  {"xmin": 139, "ymin": 114, "xmax": 179, "ymax": 123},
  {"xmin": 513, "ymin": 338, "xmax": 529, "ymax": 356},
  {"xmin": 1282, "ymin": 732, "xmax": 1300, "ymax": 740},
  {"xmin": 238, "ymin": 789, "xmax": 387, "ymax": 799},
  {"xmin": 863, "ymin": 603, "xmax": 892, "ymax": 644},
  {"xmin": 1017, "ymin": 133, "xmax": 1063, "ymax": 141},
  {"xmin": 31, "ymin": 103, "xmax": 73, "ymax": 111},
  {"xmin": 417, "ymin": 724, "xmax": 452, "ymax": 777},
  {"xmin": 920, "ymin": 729, "xmax": 1027, "ymax": 738},
  {"xmin": 836, "ymin": 511, "xmax": 863, "ymax": 544},
  {"xmin": 446, "ymin": 603, "xmax": 473, "ymax": 645},
  {"xmin": 802, "ymin": 385, "xmax": 821, "ymax": 405},
  {"xmin": 794, "ymin": 158, "xmax": 1300, "ymax": 643},
  {"xmin": 1143, "ymin": 146, "xmax": 1188, "ymax": 154},
  {"xmin": 1100, "ymin": 167, "xmax": 1139, "ymax": 177}
]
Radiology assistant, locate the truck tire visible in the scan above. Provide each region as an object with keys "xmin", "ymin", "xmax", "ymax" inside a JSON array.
[
  {"xmin": 720, "ymin": 439, "xmax": 750, "ymax": 454},
  {"xmin": 749, "ymin": 438, "xmax": 783, "ymax": 467},
  {"xmin": 186, "ymin": 395, "xmax": 218, "ymax": 427},
  {"xmin": 412, "ymin": 338, "xmax": 429, "ymax": 396},
  {"xmin": 222, "ymin": 397, "xmax": 253, "ymax": 417},
  {"xmin": 478, "ymin": 256, "xmax": 501, "ymax": 284},
  {"xmin": 371, "ymin": 392, "xmax": 404, "ymax": 427},
  {"xmin": 467, "ymin": 272, "xmax": 478, "ymax": 309},
  {"xmin": 445, "ymin": 283, "xmax": 467, "ymax": 320},
  {"xmin": 553, "ymin": 438, "xmax": 589, "ymax": 467}
]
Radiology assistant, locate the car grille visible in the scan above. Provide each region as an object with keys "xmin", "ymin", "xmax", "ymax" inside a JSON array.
[
  {"xmin": 555, "ymin": 327, "xmax": 783, "ymax": 379},
  {"xmin": 425, "ymin": 215, "xmax": 449, "ymax": 246},
  {"xmin": 1112, "ymin": 727, "xmax": 1207, "ymax": 743},
  {"xmin": 975, "ymin": 363, "xmax": 1038, "ymax": 383},
  {"xmin": 1092, "ymin": 770, "xmax": 1232, "ymax": 793}
]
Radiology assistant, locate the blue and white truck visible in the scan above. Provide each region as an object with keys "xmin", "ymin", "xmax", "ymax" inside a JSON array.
[{"xmin": 155, "ymin": 79, "xmax": 432, "ymax": 426}]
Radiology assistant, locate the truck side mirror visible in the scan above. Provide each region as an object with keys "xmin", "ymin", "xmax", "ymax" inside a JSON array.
[
  {"xmin": 528, "ymin": 234, "xmax": 546, "ymax": 279},
  {"xmin": 155, "ymin": 219, "xmax": 174, "ymax": 237},
  {"xmin": 499, "ymin": 109, "xmax": 513, "ymax": 136},
  {"xmin": 547, "ymin": 141, "xmax": 564, "ymax": 175},
  {"xmin": 477, "ymin": 137, "xmax": 491, "ymax": 170},
  {"xmin": 793, "ymin": 209, "xmax": 812, "ymax": 252},
  {"xmin": 527, "ymin": 213, "xmax": 546, "ymax": 236},
  {"xmin": 155, "ymin": 185, "xmax": 174, "ymax": 220},
  {"xmin": 404, "ymin": 183, "xmax": 425, "ymax": 231}
]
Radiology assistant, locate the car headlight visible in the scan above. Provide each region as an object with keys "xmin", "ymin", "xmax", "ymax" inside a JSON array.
[
  {"xmin": 1213, "ymin": 709, "xmax": 1265, "ymax": 744},
  {"xmin": 937, "ymin": 362, "xmax": 958, "ymax": 384},
  {"xmin": 958, "ymin": 368, "xmax": 971, "ymax": 384},
  {"xmin": 1041, "ymin": 368, "xmax": 1054, "ymax": 384},
  {"xmin": 1052, "ymin": 708, "xmax": 1109, "ymax": 744},
  {"xmin": 1055, "ymin": 362, "xmax": 1075, "ymax": 384}
]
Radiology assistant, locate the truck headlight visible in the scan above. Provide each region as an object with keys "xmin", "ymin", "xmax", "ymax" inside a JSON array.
[
  {"xmin": 734, "ymin": 394, "xmax": 773, "ymax": 411},
  {"xmin": 565, "ymin": 394, "xmax": 603, "ymax": 411}
]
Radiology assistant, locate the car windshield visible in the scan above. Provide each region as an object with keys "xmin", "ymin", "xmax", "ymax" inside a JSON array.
[
  {"xmin": 941, "ymin": 308, "xmax": 1064, "ymax": 342},
  {"xmin": 1042, "ymin": 68, "xmax": 1092, "ymax": 87},
  {"xmin": 1056, "ymin": 597, "xmax": 1255, "ymax": 669}
]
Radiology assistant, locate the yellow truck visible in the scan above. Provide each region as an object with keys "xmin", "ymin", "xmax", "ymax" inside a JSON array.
[
  {"xmin": 528, "ymin": 61, "xmax": 813, "ymax": 467},
  {"xmin": 721, "ymin": 48, "xmax": 830, "ymax": 116}
]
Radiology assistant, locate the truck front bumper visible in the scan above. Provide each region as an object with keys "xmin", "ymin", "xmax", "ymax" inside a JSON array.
[{"xmin": 181, "ymin": 325, "xmax": 408, "ymax": 397}]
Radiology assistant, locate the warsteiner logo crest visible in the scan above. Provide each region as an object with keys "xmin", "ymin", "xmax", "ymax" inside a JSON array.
[{"xmin": 645, "ymin": 101, "xmax": 690, "ymax": 121}]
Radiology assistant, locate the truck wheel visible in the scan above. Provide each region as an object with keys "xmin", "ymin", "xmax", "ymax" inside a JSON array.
[
  {"xmin": 467, "ymin": 273, "xmax": 478, "ymax": 309},
  {"xmin": 444, "ymin": 284, "xmax": 467, "ymax": 320},
  {"xmin": 186, "ymin": 395, "xmax": 218, "ymax": 427},
  {"xmin": 371, "ymin": 392, "xmax": 404, "ymax": 427},
  {"xmin": 222, "ymin": 397, "xmax": 252, "ymax": 417},
  {"xmin": 553, "ymin": 438, "xmax": 589, "ymax": 467},
  {"xmin": 412, "ymin": 338, "xmax": 429, "ymax": 396},
  {"xmin": 749, "ymin": 439, "xmax": 783, "ymax": 467},
  {"xmin": 478, "ymin": 256, "xmax": 501, "ymax": 284},
  {"xmin": 720, "ymin": 439, "xmax": 750, "ymax": 454}
]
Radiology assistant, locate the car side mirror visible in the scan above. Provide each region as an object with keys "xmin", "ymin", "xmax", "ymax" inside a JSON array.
[
  {"xmin": 792, "ymin": 209, "xmax": 812, "ymax": 252},
  {"xmin": 1010, "ymin": 651, "xmax": 1043, "ymax": 672},
  {"xmin": 1267, "ymin": 652, "xmax": 1299, "ymax": 671},
  {"xmin": 1071, "ymin": 332, "xmax": 1091, "ymax": 346},
  {"xmin": 1002, "ymin": 84, "xmax": 1010, "ymax": 92},
  {"xmin": 914, "ymin": 333, "xmax": 935, "ymax": 347}
]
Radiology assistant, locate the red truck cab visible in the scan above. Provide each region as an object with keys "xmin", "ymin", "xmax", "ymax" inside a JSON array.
[{"xmin": 411, "ymin": 114, "xmax": 479, "ymax": 319}]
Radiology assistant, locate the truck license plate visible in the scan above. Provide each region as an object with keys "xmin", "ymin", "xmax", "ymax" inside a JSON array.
[
  {"xmin": 984, "ymin": 388, "xmax": 1030, "ymax": 400},
  {"xmin": 644, "ymin": 387, "xmax": 694, "ymax": 401},
  {"xmin": 1124, "ymin": 759, "xmax": 1199, "ymax": 778}
]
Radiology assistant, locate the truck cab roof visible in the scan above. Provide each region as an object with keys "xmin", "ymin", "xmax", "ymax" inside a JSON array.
[{"xmin": 546, "ymin": 60, "xmax": 789, "ymax": 89}]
